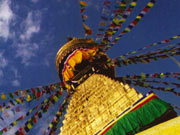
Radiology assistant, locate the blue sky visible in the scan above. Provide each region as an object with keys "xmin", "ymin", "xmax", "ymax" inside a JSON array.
[{"xmin": 0, "ymin": 0, "xmax": 180, "ymax": 134}]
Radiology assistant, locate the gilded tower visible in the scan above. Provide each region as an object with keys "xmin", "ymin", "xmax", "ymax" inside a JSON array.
[{"xmin": 56, "ymin": 38, "xmax": 177, "ymax": 135}]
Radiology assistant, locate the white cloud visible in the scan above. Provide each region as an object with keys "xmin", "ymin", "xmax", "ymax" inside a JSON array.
[
  {"xmin": 0, "ymin": 52, "xmax": 8, "ymax": 68},
  {"xmin": 20, "ymin": 12, "xmax": 41, "ymax": 41},
  {"xmin": 11, "ymin": 79, "xmax": 20, "ymax": 86},
  {"xmin": 44, "ymin": 52, "xmax": 54, "ymax": 67},
  {"xmin": 11, "ymin": 67, "xmax": 21, "ymax": 79},
  {"xmin": 16, "ymin": 43, "xmax": 39, "ymax": 66},
  {"xmin": 0, "ymin": 52, "xmax": 8, "ymax": 84},
  {"xmin": 0, "ymin": 70, "xmax": 3, "ymax": 78},
  {"xmin": 0, "ymin": 0, "xmax": 14, "ymax": 40},
  {"xmin": 31, "ymin": 0, "xmax": 39, "ymax": 3},
  {"xmin": 11, "ymin": 67, "xmax": 21, "ymax": 87},
  {"xmin": 15, "ymin": 11, "xmax": 41, "ymax": 65}
]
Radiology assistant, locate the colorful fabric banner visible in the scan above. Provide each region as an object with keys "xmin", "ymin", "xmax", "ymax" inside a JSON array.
[
  {"xmin": 118, "ymin": 78, "xmax": 180, "ymax": 96},
  {"xmin": 44, "ymin": 95, "xmax": 70, "ymax": 135},
  {"xmin": 95, "ymin": 91, "xmax": 155, "ymax": 134},
  {"xmin": 0, "ymin": 88, "xmax": 65, "ymax": 134},
  {"xmin": 113, "ymin": 45, "xmax": 180, "ymax": 67},
  {"xmin": 118, "ymin": 35, "xmax": 180, "ymax": 59},
  {"xmin": 104, "ymin": 98, "xmax": 175, "ymax": 135},
  {"xmin": 14, "ymin": 90, "xmax": 65, "ymax": 135},
  {"xmin": 0, "ymin": 83, "xmax": 64, "ymax": 112},
  {"xmin": 0, "ymin": 82, "xmax": 62, "ymax": 100},
  {"xmin": 78, "ymin": 0, "xmax": 92, "ymax": 36},
  {"xmin": 96, "ymin": 0, "xmax": 112, "ymax": 42},
  {"xmin": 118, "ymin": 72, "xmax": 180, "ymax": 80},
  {"xmin": 104, "ymin": 0, "xmax": 155, "ymax": 50},
  {"xmin": 101, "ymin": 0, "xmax": 138, "ymax": 45}
]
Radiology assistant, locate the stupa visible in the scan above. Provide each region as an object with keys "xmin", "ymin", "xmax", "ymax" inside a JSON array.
[{"xmin": 56, "ymin": 38, "xmax": 177, "ymax": 135}]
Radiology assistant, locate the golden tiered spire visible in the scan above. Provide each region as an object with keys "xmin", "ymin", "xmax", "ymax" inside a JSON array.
[
  {"xmin": 56, "ymin": 39, "xmax": 143, "ymax": 134},
  {"xmin": 56, "ymin": 38, "xmax": 177, "ymax": 135}
]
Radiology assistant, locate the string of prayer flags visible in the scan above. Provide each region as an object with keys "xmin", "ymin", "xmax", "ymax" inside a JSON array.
[
  {"xmin": 0, "ymin": 92, "xmax": 49, "ymax": 113},
  {"xmin": 0, "ymin": 82, "xmax": 64, "ymax": 113},
  {"xmin": 101, "ymin": 0, "xmax": 138, "ymax": 45},
  {"xmin": 0, "ymin": 82, "xmax": 62, "ymax": 100},
  {"xmin": 105, "ymin": 0, "xmax": 155, "ymax": 50},
  {"xmin": 45, "ymin": 96, "xmax": 70, "ymax": 135},
  {"xmin": 14, "ymin": 91, "xmax": 64, "ymax": 135},
  {"xmin": 0, "ymin": 105, "xmax": 37, "ymax": 134},
  {"xmin": 0, "ymin": 97, "xmax": 24, "ymax": 113},
  {"xmin": 118, "ymin": 35, "xmax": 180, "ymax": 59},
  {"xmin": 0, "ymin": 89, "xmax": 65, "ymax": 134},
  {"xmin": 118, "ymin": 78, "xmax": 180, "ymax": 96},
  {"xmin": 118, "ymin": 73, "xmax": 180, "ymax": 88},
  {"xmin": 113, "ymin": 45, "xmax": 180, "ymax": 67},
  {"xmin": 118, "ymin": 72, "xmax": 180, "ymax": 81},
  {"xmin": 78, "ymin": 0, "xmax": 93, "ymax": 36},
  {"xmin": 96, "ymin": 1, "xmax": 112, "ymax": 42},
  {"xmin": 138, "ymin": 79, "xmax": 180, "ymax": 88},
  {"xmin": 113, "ymin": 1, "xmax": 128, "ymax": 16}
]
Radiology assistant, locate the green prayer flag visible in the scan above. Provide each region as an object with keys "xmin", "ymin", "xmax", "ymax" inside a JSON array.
[{"xmin": 9, "ymin": 93, "xmax": 14, "ymax": 99}]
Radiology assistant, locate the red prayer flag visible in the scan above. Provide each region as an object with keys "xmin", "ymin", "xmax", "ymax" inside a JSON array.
[
  {"xmin": 31, "ymin": 88, "xmax": 36, "ymax": 95},
  {"xmin": 80, "ymin": 8, "xmax": 85, "ymax": 13},
  {"xmin": 143, "ymin": 7, "xmax": 149, "ymax": 12},
  {"xmin": 14, "ymin": 91, "xmax": 19, "ymax": 96},
  {"xmin": 104, "ymin": 1, "xmax": 111, "ymax": 5},
  {"xmin": 33, "ymin": 117, "xmax": 37, "ymax": 123},
  {"xmin": 3, "ymin": 128, "xmax": 7, "ymax": 132},
  {"xmin": 18, "ymin": 116, "xmax": 24, "ymax": 120}
]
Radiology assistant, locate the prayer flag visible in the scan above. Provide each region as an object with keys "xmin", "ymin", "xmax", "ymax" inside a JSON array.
[
  {"xmin": 79, "ymin": 1, "xmax": 88, "ymax": 8},
  {"xmin": 1, "ymin": 94, "xmax": 6, "ymax": 100}
]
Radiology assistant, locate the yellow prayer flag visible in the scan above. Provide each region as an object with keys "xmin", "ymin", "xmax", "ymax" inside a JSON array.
[
  {"xmin": 27, "ymin": 123, "xmax": 33, "ymax": 129},
  {"xmin": 80, "ymin": 1, "xmax": 88, "ymax": 7},
  {"xmin": 136, "ymin": 16, "xmax": 142, "ymax": 19},
  {"xmin": 49, "ymin": 123, "xmax": 53, "ymax": 128},
  {"xmin": 113, "ymin": 18, "xmax": 120, "ymax": 25},
  {"xmin": 1, "ymin": 108, "xmax": 5, "ymax": 112},
  {"xmin": 141, "ymin": 73, "xmax": 146, "ymax": 79},
  {"xmin": 13, "ymin": 121, "xmax": 17, "ymax": 126},
  {"xmin": 16, "ymin": 98, "xmax": 21, "ymax": 103},
  {"xmin": 53, "ymin": 96, "xmax": 58, "ymax": 102},
  {"xmin": 147, "ymin": 2, "xmax": 154, "ymax": 7},
  {"xmin": 29, "ymin": 109, "xmax": 33, "ymax": 113},
  {"xmin": 115, "ymin": 37, "xmax": 120, "ymax": 40},
  {"xmin": 1, "ymin": 94, "xmax": 6, "ymax": 100},
  {"xmin": 83, "ymin": 23, "xmax": 90, "ymax": 30},
  {"xmin": 124, "ymin": 28, "xmax": 130, "ymax": 32},
  {"xmin": 173, "ymin": 36, "xmax": 179, "ymax": 39},
  {"xmin": 44, "ymin": 99, "xmax": 48, "ymax": 103},
  {"xmin": 131, "ymin": 2, "xmax": 136, "ymax": 6},
  {"xmin": 27, "ymin": 95, "xmax": 31, "ymax": 102},
  {"xmin": 107, "ymin": 31, "xmax": 113, "ymax": 35}
]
